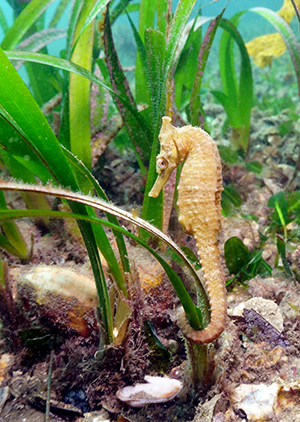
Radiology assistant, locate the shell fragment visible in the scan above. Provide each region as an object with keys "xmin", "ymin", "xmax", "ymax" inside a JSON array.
[{"xmin": 116, "ymin": 376, "xmax": 183, "ymax": 407}]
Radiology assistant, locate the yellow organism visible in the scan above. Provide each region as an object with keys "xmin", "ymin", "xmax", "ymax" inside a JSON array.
[
  {"xmin": 150, "ymin": 117, "xmax": 227, "ymax": 344},
  {"xmin": 246, "ymin": 0, "xmax": 300, "ymax": 67}
]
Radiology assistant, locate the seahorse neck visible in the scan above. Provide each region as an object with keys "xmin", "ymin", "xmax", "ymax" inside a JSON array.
[
  {"xmin": 176, "ymin": 126, "xmax": 202, "ymax": 159},
  {"xmin": 179, "ymin": 136, "xmax": 218, "ymax": 194}
]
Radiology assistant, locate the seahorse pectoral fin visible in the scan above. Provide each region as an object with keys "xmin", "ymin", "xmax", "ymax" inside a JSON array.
[{"xmin": 148, "ymin": 167, "xmax": 174, "ymax": 198}]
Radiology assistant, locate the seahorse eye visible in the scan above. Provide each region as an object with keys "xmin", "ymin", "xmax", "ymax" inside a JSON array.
[{"xmin": 157, "ymin": 158, "xmax": 168, "ymax": 169}]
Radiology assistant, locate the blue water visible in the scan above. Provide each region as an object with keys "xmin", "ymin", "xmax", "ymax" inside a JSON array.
[
  {"xmin": 0, "ymin": 0, "xmax": 293, "ymax": 86},
  {"xmin": 0, "ymin": 0, "xmax": 72, "ymax": 57},
  {"xmin": 0, "ymin": 0, "xmax": 285, "ymax": 45},
  {"xmin": 205, "ymin": 0, "xmax": 282, "ymax": 16}
]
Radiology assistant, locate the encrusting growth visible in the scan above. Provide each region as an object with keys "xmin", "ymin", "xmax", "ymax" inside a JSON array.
[{"xmin": 149, "ymin": 116, "xmax": 227, "ymax": 344}]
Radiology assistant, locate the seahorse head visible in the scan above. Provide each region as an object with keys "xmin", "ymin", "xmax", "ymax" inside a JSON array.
[{"xmin": 149, "ymin": 117, "xmax": 186, "ymax": 198}]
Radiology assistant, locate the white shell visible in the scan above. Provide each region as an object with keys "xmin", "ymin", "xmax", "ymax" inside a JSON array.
[
  {"xmin": 116, "ymin": 376, "xmax": 183, "ymax": 407},
  {"xmin": 231, "ymin": 383, "xmax": 280, "ymax": 421}
]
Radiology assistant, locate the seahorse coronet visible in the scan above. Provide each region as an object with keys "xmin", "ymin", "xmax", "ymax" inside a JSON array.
[{"xmin": 149, "ymin": 117, "xmax": 227, "ymax": 344}]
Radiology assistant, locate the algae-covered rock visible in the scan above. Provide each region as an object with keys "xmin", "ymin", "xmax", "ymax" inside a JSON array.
[{"xmin": 17, "ymin": 266, "xmax": 98, "ymax": 338}]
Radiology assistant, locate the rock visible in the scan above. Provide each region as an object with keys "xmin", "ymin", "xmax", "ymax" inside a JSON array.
[
  {"xmin": 17, "ymin": 266, "xmax": 98, "ymax": 337},
  {"xmin": 232, "ymin": 297, "xmax": 284, "ymax": 332},
  {"xmin": 231, "ymin": 382, "xmax": 280, "ymax": 421},
  {"xmin": 231, "ymin": 380, "xmax": 300, "ymax": 422}
]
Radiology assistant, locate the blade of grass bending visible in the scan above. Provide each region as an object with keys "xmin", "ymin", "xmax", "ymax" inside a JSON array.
[
  {"xmin": 1, "ymin": 0, "xmax": 57, "ymax": 50},
  {"xmin": 190, "ymin": 9, "xmax": 225, "ymax": 126},
  {"xmin": 14, "ymin": 29, "xmax": 67, "ymax": 70},
  {"xmin": 15, "ymin": 1, "xmax": 62, "ymax": 108},
  {"xmin": 17, "ymin": 28, "xmax": 67, "ymax": 52},
  {"xmin": 4, "ymin": 50, "xmax": 146, "ymax": 124},
  {"xmin": 249, "ymin": 7, "xmax": 300, "ymax": 97},
  {"xmin": 25, "ymin": 61, "xmax": 61, "ymax": 108},
  {"xmin": 0, "ymin": 105, "xmax": 57, "ymax": 182},
  {"xmin": 0, "ymin": 203, "xmax": 203, "ymax": 331},
  {"xmin": 0, "ymin": 181, "xmax": 210, "ymax": 328},
  {"xmin": 175, "ymin": 15, "xmax": 213, "ymax": 65},
  {"xmin": 210, "ymin": 89, "xmax": 239, "ymax": 126},
  {"xmin": 0, "ymin": 47, "xmax": 74, "ymax": 185},
  {"xmin": 62, "ymin": 145, "xmax": 130, "ymax": 285},
  {"xmin": 0, "ymin": 232, "xmax": 28, "ymax": 261}
]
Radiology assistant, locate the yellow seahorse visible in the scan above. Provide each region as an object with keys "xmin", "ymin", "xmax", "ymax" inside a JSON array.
[{"xmin": 149, "ymin": 116, "xmax": 227, "ymax": 344}]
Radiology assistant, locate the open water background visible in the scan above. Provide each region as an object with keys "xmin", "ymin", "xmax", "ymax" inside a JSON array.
[{"xmin": 0, "ymin": 0, "xmax": 298, "ymax": 112}]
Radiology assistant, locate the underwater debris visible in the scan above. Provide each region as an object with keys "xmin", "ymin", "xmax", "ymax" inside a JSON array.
[
  {"xmin": 246, "ymin": 0, "xmax": 300, "ymax": 67},
  {"xmin": 116, "ymin": 375, "xmax": 183, "ymax": 407}
]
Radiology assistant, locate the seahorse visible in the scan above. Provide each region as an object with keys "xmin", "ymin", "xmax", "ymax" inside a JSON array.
[{"xmin": 149, "ymin": 116, "xmax": 227, "ymax": 344}]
